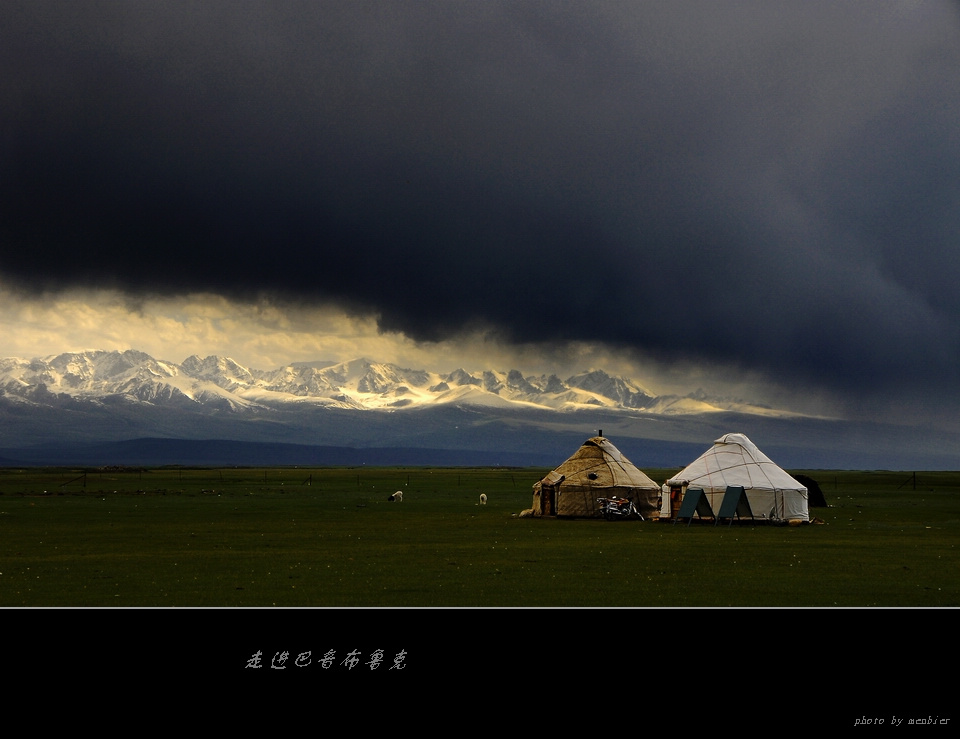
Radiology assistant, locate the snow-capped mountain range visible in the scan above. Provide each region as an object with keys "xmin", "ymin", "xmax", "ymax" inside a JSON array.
[
  {"xmin": 0, "ymin": 349, "xmax": 956, "ymax": 469},
  {"xmin": 0, "ymin": 349, "xmax": 798, "ymax": 417}
]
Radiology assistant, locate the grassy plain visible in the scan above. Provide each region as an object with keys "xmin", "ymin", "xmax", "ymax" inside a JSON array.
[{"xmin": 0, "ymin": 465, "xmax": 957, "ymax": 607}]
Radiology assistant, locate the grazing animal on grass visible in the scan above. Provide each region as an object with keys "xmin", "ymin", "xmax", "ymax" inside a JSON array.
[
  {"xmin": 388, "ymin": 491, "xmax": 403, "ymax": 502},
  {"xmin": 479, "ymin": 493, "xmax": 487, "ymax": 505}
]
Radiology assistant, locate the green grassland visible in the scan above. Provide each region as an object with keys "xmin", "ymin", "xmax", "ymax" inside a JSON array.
[{"xmin": 1, "ymin": 466, "xmax": 957, "ymax": 607}]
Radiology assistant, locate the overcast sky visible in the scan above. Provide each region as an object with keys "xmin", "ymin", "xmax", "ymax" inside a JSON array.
[{"xmin": 2, "ymin": 1, "xmax": 959, "ymax": 428}]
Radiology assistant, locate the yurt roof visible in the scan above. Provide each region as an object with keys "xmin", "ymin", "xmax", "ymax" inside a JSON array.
[
  {"xmin": 666, "ymin": 432, "xmax": 806, "ymax": 493},
  {"xmin": 547, "ymin": 436, "xmax": 659, "ymax": 490}
]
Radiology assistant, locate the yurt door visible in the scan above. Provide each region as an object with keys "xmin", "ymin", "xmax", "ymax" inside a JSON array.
[
  {"xmin": 542, "ymin": 485, "xmax": 554, "ymax": 515},
  {"xmin": 668, "ymin": 485, "xmax": 684, "ymax": 519}
]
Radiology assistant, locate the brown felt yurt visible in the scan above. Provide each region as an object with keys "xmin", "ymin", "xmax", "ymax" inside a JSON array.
[{"xmin": 530, "ymin": 436, "xmax": 661, "ymax": 518}]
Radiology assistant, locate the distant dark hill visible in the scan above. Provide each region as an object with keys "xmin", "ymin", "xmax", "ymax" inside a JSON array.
[
  {"xmin": 0, "ymin": 437, "xmax": 557, "ymax": 468},
  {"xmin": 0, "ymin": 435, "xmax": 704, "ymax": 470},
  {"xmin": 2, "ymin": 386, "xmax": 957, "ymax": 470}
]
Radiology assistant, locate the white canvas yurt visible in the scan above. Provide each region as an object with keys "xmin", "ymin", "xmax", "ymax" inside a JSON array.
[
  {"xmin": 662, "ymin": 433, "xmax": 809, "ymax": 523},
  {"xmin": 530, "ymin": 436, "xmax": 661, "ymax": 518}
]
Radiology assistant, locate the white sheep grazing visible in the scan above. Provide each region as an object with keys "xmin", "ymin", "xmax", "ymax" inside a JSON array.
[
  {"xmin": 479, "ymin": 493, "xmax": 487, "ymax": 505},
  {"xmin": 389, "ymin": 491, "xmax": 403, "ymax": 502}
]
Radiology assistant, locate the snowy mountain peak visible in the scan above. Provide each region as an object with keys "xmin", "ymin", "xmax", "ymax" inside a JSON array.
[
  {"xmin": 0, "ymin": 349, "xmax": 808, "ymax": 419},
  {"xmin": 180, "ymin": 355, "xmax": 255, "ymax": 390},
  {"xmin": 444, "ymin": 368, "xmax": 481, "ymax": 387},
  {"xmin": 563, "ymin": 369, "xmax": 656, "ymax": 409}
]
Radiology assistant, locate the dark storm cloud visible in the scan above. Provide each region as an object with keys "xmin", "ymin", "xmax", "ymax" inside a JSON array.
[{"xmin": 3, "ymin": 1, "xmax": 960, "ymax": 407}]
